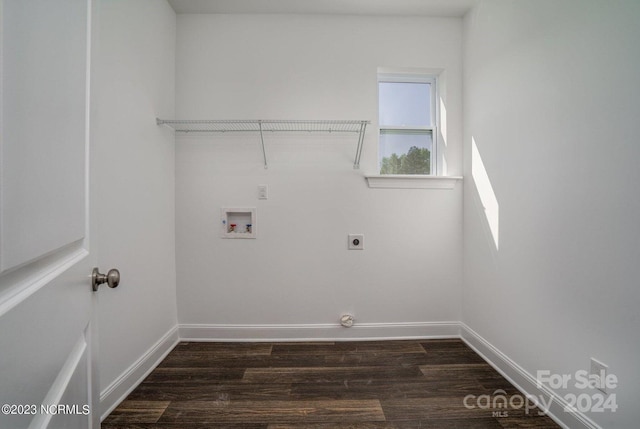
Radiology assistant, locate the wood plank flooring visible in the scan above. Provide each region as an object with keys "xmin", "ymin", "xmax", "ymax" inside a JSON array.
[{"xmin": 102, "ymin": 339, "xmax": 560, "ymax": 428}]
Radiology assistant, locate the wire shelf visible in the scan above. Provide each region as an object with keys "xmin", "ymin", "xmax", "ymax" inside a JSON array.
[
  {"xmin": 156, "ymin": 118, "xmax": 369, "ymax": 169},
  {"xmin": 156, "ymin": 119, "xmax": 367, "ymax": 133}
]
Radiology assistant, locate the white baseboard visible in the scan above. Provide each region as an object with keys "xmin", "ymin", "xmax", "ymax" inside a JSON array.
[
  {"xmin": 99, "ymin": 326, "xmax": 179, "ymax": 421},
  {"xmin": 179, "ymin": 321, "xmax": 460, "ymax": 342},
  {"xmin": 460, "ymin": 323, "xmax": 600, "ymax": 429}
]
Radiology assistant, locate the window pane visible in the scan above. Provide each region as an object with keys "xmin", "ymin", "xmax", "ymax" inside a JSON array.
[
  {"xmin": 379, "ymin": 130, "xmax": 432, "ymax": 175},
  {"xmin": 379, "ymin": 82, "xmax": 431, "ymax": 127}
]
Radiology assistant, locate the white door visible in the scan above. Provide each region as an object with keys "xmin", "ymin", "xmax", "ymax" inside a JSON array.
[{"xmin": 0, "ymin": 0, "xmax": 104, "ymax": 428}]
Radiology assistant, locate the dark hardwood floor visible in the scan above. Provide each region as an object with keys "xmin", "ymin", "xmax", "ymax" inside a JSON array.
[{"xmin": 102, "ymin": 339, "xmax": 560, "ymax": 428}]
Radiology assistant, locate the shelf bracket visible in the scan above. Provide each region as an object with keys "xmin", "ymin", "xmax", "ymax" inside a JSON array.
[
  {"xmin": 258, "ymin": 120, "xmax": 268, "ymax": 169},
  {"xmin": 353, "ymin": 121, "xmax": 367, "ymax": 169}
]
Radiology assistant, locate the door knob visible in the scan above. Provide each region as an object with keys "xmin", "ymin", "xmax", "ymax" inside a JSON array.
[{"xmin": 92, "ymin": 267, "xmax": 120, "ymax": 292}]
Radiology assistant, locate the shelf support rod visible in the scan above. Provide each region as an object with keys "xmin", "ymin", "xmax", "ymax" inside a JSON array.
[
  {"xmin": 258, "ymin": 120, "xmax": 268, "ymax": 169},
  {"xmin": 353, "ymin": 121, "xmax": 367, "ymax": 169}
]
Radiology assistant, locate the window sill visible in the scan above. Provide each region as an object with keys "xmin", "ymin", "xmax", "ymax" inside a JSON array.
[{"xmin": 365, "ymin": 175, "xmax": 463, "ymax": 189}]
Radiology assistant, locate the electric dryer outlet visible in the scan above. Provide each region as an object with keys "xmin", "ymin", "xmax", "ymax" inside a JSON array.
[{"xmin": 348, "ymin": 234, "xmax": 364, "ymax": 250}]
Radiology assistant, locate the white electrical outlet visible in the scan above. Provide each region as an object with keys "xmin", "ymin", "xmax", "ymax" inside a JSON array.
[
  {"xmin": 348, "ymin": 234, "xmax": 364, "ymax": 250},
  {"xmin": 590, "ymin": 358, "xmax": 608, "ymax": 393},
  {"xmin": 258, "ymin": 184, "xmax": 268, "ymax": 200}
]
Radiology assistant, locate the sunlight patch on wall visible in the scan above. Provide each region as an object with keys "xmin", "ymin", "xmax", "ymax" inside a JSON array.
[
  {"xmin": 439, "ymin": 96, "xmax": 447, "ymax": 147},
  {"xmin": 439, "ymin": 96, "xmax": 448, "ymax": 175},
  {"xmin": 472, "ymin": 137, "xmax": 499, "ymax": 250}
]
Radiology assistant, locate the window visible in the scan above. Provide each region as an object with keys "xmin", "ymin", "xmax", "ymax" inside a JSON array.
[{"xmin": 378, "ymin": 74, "xmax": 436, "ymax": 175}]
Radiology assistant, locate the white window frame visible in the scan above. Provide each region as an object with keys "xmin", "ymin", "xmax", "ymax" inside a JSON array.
[{"xmin": 377, "ymin": 72, "xmax": 438, "ymax": 176}]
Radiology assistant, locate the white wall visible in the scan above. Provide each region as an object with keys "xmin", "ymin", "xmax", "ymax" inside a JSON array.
[
  {"xmin": 175, "ymin": 14, "xmax": 463, "ymax": 337},
  {"xmin": 463, "ymin": 1, "xmax": 640, "ymax": 427},
  {"xmin": 91, "ymin": 0, "xmax": 177, "ymax": 414}
]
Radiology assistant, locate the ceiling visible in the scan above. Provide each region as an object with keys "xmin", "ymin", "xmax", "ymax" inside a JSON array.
[{"xmin": 168, "ymin": 0, "xmax": 480, "ymax": 17}]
